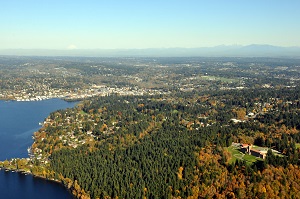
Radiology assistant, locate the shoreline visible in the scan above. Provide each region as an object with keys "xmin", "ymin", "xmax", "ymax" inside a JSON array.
[
  {"xmin": 1, "ymin": 97, "xmax": 81, "ymax": 103},
  {"xmin": 0, "ymin": 100, "xmax": 81, "ymax": 199},
  {"xmin": 0, "ymin": 166, "xmax": 58, "ymax": 183},
  {"xmin": 0, "ymin": 166, "xmax": 75, "ymax": 198}
]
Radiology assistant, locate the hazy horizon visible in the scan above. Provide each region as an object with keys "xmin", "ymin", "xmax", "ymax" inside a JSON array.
[
  {"xmin": 1, "ymin": 1, "xmax": 300, "ymax": 50},
  {"xmin": 1, "ymin": 44, "xmax": 300, "ymax": 57},
  {"xmin": 1, "ymin": 44, "xmax": 300, "ymax": 50}
]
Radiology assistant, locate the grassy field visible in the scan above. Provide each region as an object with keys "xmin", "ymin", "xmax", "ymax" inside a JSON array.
[
  {"xmin": 225, "ymin": 145, "xmax": 260, "ymax": 164},
  {"xmin": 225, "ymin": 146, "xmax": 244, "ymax": 164},
  {"xmin": 296, "ymin": 143, "xmax": 300, "ymax": 149},
  {"xmin": 243, "ymin": 154, "xmax": 258, "ymax": 163}
]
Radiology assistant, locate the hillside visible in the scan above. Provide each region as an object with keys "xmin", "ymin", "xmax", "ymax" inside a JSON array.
[{"xmin": 27, "ymin": 87, "xmax": 300, "ymax": 198}]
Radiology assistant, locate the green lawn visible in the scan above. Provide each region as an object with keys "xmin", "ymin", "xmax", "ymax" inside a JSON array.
[
  {"xmin": 225, "ymin": 145, "xmax": 261, "ymax": 164},
  {"xmin": 243, "ymin": 154, "xmax": 258, "ymax": 163},
  {"xmin": 80, "ymin": 110, "xmax": 88, "ymax": 115},
  {"xmin": 225, "ymin": 146, "xmax": 245, "ymax": 164}
]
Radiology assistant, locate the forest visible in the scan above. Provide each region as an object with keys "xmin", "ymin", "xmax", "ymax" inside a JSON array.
[{"xmin": 27, "ymin": 86, "xmax": 300, "ymax": 199}]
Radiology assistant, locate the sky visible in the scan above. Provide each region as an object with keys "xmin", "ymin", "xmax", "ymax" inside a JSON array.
[{"xmin": 1, "ymin": 0, "xmax": 300, "ymax": 49}]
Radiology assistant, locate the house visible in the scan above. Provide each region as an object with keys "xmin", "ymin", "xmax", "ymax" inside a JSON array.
[
  {"xmin": 240, "ymin": 144, "xmax": 267, "ymax": 159},
  {"xmin": 230, "ymin": 118, "xmax": 242, "ymax": 123},
  {"xmin": 250, "ymin": 148, "xmax": 267, "ymax": 159}
]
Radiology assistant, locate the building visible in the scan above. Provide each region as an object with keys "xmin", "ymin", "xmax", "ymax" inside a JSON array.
[{"xmin": 240, "ymin": 144, "xmax": 267, "ymax": 159}]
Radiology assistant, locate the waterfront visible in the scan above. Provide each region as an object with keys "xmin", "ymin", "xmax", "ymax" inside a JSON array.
[
  {"xmin": 0, "ymin": 169, "xmax": 73, "ymax": 199},
  {"xmin": 0, "ymin": 99, "xmax": 76, "ymax": 198}
]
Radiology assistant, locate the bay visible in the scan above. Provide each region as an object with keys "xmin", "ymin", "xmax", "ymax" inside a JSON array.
[
  {"xmin": 0, "ymin": 170, "xmax": 73, "ymax": 199},
  {"xmin": 0, "ymin": 99, "xmax": 76, "ymax": 199}
]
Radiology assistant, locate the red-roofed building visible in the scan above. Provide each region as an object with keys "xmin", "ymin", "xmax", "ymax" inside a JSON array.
[{"xmin": 240, "ymin": 144, "xmax": 267, "ymax": 159}]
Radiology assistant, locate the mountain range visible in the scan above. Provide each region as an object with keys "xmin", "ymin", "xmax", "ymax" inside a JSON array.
[{"xmin": 1, "ymin": 45, "xmax": 300, "ymax": 57}]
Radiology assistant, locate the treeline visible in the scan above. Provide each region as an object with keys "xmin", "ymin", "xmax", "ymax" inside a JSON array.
[
  {"xmin": 43, "ymin": 87, "xmax": 300, "ymax": 198},
  {"xmin": 50, "ymin": 116, "xmax": 233, "ymax": 198},
  {"xmin": 52, "ymin": 123, "xmax": 198, "ymax": 198}
]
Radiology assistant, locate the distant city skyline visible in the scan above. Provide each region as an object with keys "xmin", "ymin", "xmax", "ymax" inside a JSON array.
[{"xmin": 1, "ymin": 0, "xmax": 300, "ymax": 50}]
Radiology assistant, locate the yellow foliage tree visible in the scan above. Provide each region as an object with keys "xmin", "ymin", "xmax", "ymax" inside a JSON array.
[{"xmin": 177, "ymin": 166, "xmax": 184, "ymax": 180}]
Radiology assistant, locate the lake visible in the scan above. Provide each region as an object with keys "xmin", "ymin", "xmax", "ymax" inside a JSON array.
[{"xmin": 0, "ymin": 99, "xmax": 76, "ymax": 199}]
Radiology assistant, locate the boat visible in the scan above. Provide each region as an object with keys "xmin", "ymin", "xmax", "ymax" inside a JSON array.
[{"xmin": 27, "ymin": 147, "xmax": 32, "ymax": 156}]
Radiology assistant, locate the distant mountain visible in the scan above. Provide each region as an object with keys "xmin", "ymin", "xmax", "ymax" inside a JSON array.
[
  {"xmin": 233, "ymin": 45, "xmax": 300, "ymax": 57},
  {"xmin": 1, "ymin": 45, "xmax": 300, "ymax": 57}
]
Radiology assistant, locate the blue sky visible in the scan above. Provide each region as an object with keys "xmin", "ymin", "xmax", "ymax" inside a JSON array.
[{"xmin": 1, "ymin": 0, "xmax": 300, "ymax": 49}]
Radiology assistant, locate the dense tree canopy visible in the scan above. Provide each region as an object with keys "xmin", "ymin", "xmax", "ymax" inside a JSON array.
[{"xmin": 27, "ymin": 86, "xmax": 300, "ymax": 198}]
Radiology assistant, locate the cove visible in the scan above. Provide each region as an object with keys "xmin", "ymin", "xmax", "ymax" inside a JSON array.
[{"xmin": 0, "ymin": 99, "xmax": 76, "ymax": 198}]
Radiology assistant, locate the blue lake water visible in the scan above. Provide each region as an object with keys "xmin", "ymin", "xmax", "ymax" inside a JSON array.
[{"xmin": 0, "ymin": 99, "xmax": 76, "ymax": 199}]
